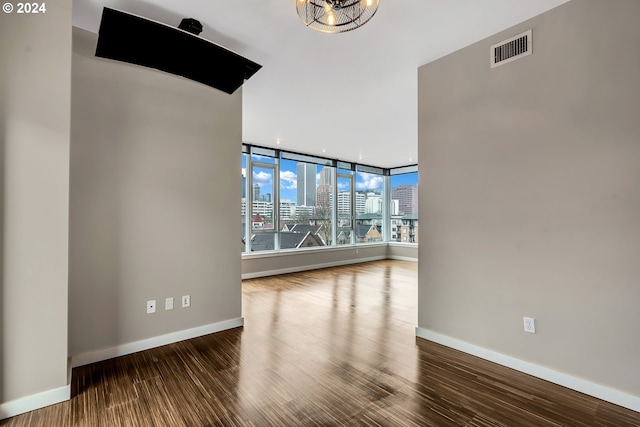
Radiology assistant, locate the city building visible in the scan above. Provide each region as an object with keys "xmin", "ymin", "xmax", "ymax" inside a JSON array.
[
  {"xmin": 391, "ymin": 184, "xmax": 418, "ymax": 216},
  {"xmin": 364, "ymin": 192, "xmax": 382, "ymax": 214},
  {"xmin": 279, "ymin": 199, "xmax": 296, "ymax": 222},
  {"xmin": 318, "ymin": 167, "xmax": 332, "ymax": 186},
  {"xmin": 253, "ymin": 183, "xmax": 260, "ymax": 202},
  {"xmin": 296, "ymin": 163, "xmax": 316, "ymax": 207},
  {"xmin": 316, "ymin": 185, "xmax": 332, "ymax": 210},
  {"xmin": 399, "ymin": 215, "xmax": 419, "ymax": 244},
  {"xmin": 316, "ymin": 166, "xmax": 332, "ymax": 209}
]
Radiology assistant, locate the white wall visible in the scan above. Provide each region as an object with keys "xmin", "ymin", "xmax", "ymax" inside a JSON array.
[
  {"xmin": 0, "ymin": 0, "xmax": 72, "ymax": 416},
  {"xmin": 69, "ymin": 28, "xmax": 242, "ymax": 359},
  {"xmin": 418, "ymin": 0, "xmax": 640, "ymax": 407}
]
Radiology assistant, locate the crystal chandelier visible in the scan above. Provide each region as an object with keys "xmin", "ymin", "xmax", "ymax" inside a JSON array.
[{"xmin": 296, "ymin": 0, "xmax": 380, "ymax": 34}]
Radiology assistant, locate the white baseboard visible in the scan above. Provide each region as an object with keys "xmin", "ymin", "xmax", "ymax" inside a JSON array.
[
  {"xmin": 415, "ymin": 327, "xmax": 640, "ymax": 413},
  {"xmin": 71, "ymin": 317, "xmax": 244, "ymax": 368},
  {"xmin": 242, "ymin": 255, "xmax": 386, "ymax": 279},
  {"xmin": 387, "ymin": 255, "xmax": 418, "ymax": 262},
  {"xmin": 0, "ymin": 385, "xmax": 70, "ymax": 420}
]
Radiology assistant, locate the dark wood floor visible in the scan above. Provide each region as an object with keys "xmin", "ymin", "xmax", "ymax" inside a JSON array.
[{"xmin": 3, "ymin": 260, "xmax": 640, "ymax": 426}]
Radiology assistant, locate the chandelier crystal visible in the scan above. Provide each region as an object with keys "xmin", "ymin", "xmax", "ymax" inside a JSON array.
[{"xmin": 296, "ymin": 0, "xmax": 379, "ymax": 34}]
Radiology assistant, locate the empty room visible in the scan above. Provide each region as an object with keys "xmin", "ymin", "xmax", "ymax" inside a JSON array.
[{"xmin": 1, "ymin": 0, "xmax": 639, "ymax": 425}]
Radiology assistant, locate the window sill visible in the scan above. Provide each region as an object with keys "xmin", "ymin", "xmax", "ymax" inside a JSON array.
[{"xmin": 242, "ymin": 242, "xmax": 389, "ymax": 260}]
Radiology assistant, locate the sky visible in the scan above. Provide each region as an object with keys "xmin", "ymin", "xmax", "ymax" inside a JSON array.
[{"xmin": 242, "ymin": 155, "xmax": 418, "ymax": 204}]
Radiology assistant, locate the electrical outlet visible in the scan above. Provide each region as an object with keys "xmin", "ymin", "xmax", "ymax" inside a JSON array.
[
  {"xmin": 147, "ymin": 300, "xmax": 156, "ymax": 314},
  {"xmin": 523, "ymin": 317, "xmax": 535, "ymax": 333},
  {"xmin": 165, "ymin": 297, "xmax": 174, "ymax": 310},
  {"xmin": 182, "ymin": 295, "xmax": 191, "ymax": 308}
]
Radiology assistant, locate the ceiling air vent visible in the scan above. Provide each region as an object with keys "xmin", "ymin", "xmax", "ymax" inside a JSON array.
[{"xmin": 490, "ymin": 29, "xmax": 532, "ymax": 68}]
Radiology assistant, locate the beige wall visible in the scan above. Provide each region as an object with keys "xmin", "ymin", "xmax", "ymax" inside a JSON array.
[
  {"xmin": 418, "ymin": 0, "xmax": 640, "ymax": 396},
  {"xmin": 0, "ymin": 0, "xmax": 72, "ymax": 406},
  {"xmin": 69, "ymin": 28, "xmax": 242, "ymax": 357}
]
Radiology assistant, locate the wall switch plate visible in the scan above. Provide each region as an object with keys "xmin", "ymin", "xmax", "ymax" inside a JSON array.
[
  {"xmin": 147, "ymin": 300, "xmax": 156, "ymax": 314},
  {"xmin": 524, "ymin": 317, "xmax": 535, "ymax": 333},
  {"xmin": 165, "ymin": 297, "xmax": 174, "ymax": 310},
  {"xmin": 182, "ymin": 295, "xmax": 191, "ymax": 308}
]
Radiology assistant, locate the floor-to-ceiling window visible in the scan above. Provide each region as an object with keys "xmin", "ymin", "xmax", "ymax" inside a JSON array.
[
  {"xmin": 389, "ymin": 165, "xmax": 418, "ymax": 244},
  {"xmin": 243, "ymin": 146, "xmax": 278, "ymax": 252},
  {"xmin": 242, "ymin": 145, "xmax": 417, "ymax": 253},
  {"xmin": 278, "ymin": 152, "xmax": 335, "ymax": 250},
  {"xmin": 355, "ymin": 165, "xmax": 385, "ymax": 244}
]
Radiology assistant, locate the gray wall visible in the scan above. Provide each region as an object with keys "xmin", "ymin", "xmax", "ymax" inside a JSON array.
[
  {"xmin": 0, "ymin": 0, "xmax": 72, "ymax": 404},
  {"xmin": 242, "ymin": 245, "xmax": 388, "ymax": 278},
  {"xmin": 387, "ymin": 244, "xmax": 418, "ymax": 261},
  {"xmin": 69, "ymin": 28, "xmax": 242, "ymax": 357},
  {"xmin": 418, "ymin": 0, "xmax": 640, "ymax": 396}
]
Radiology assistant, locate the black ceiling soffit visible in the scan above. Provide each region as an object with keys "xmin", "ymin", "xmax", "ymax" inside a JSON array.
[{"xmin": 95, "ymin": 7, "xmax": 262, "ymax": 94}]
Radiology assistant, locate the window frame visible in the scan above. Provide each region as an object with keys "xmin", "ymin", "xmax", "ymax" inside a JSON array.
[{"xmin": 242, "ymin": 144, "xmax": 417, "ymax": 254}]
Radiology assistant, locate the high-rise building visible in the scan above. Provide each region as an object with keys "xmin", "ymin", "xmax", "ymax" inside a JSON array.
[
  {"xmin": 316, "ymin": 185, "xmax": 332, "ymax": 210},
  {"xmin": 391, "ymin": 184, "xmax": 418, "ymax": 215},
  {"xmin": 253, "ymin": 183, "xmax": 260, "ymax": 202},
  {"xmin": 355, "ymin": 192, "xmax": 366, "ymax": 215},
  {"xmin": 318, "ymin": 167, "xmax": 332, "ymax": 186},
  {"xmin": 336, "ymin": 191, "xmax": 366, "ymax": 216},
  {"xmin": 297, "ymin": 163, "xmax": 316, "ymax": 206},
  {"xmin": 365, "ymin": 193, "xmax": 383, "ymax": 214},
  {"xmin": 337, "ymin": 191, "xmax": 351, "ymax": 217},
  {"xmin": 390, "ymin": 199, "xmax": 399, "ymax": 215},
  {"xmin": 316, "ymin": 167, "xmax": 333, "ymax": 210},
  {"xmin": 279, "ymin": 199, "xmax": 296, "ymax": 221}
]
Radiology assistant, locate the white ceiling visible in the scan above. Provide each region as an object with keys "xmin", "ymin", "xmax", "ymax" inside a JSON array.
[{"xmin": 73, "ymin": 0, "xmax": 569, "ymax": 168}]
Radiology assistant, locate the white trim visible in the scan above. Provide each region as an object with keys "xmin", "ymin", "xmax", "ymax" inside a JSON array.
[
  {"xmin": 71, "ymin": 317, "xmax": 244, "ymax": 368},
  {"xmin": 242, "ymin": 255, "xmax": 385, "ymax": 279},
  {"xmin": 0, "ymin": 385, "xmax": 70, "ymax": 420},
  {"xmin": 415, "ymin": 327, "xmax": 640, "ymax": 413},
  {"xmin": 387, "ymin": 255, "xmax": 418, "ymax": 262}
]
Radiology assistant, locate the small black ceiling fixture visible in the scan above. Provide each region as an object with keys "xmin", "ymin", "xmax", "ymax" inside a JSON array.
[
  {"xmin": 178, "ymin": 18, "xmax": 203, "ymax": 35},
  {"xmin": 95, "ymin": 8, "xmax": 261, "ymax": 94}
]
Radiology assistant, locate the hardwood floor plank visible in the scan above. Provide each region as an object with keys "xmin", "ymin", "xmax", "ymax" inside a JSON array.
[{"xmin": 2, "ymin": 260, "xmax": 639, "ymax": 426}]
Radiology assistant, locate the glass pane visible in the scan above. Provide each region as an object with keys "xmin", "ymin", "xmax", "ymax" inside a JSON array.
[
  {"xmin": 241, "ymin": 153, "xmax": 247, "ymax": 252},
  {"xmin": 390, "ymin": 172, "xmax": 419, "ymax": 244},
  {"xmin": 356, "ymin": 164, "xmax": 385, "ymax": 175},
  {"xmin": 248, "ymin": 233, "xmax": 276, "ymax": 252},
  {"xmin": 281, "ymin": 151, "xmax": 334, "ymax": 167},
  {"xmin": 314, "ymin": 166, "xmax": 333, "ymax": 246},
  {"xmin": 251, "ymin": 166, "xmax": 274, "ymax": 231},
  {"xmin": 337, "ymin": 161, "xmax": 353, "ymax": 171},
  {"xmin": 337, "ymin": 175, "xmax": 352, "ymax": 229},
  {"xmin": 336, "ymin": 230, "xmax": 352, "ymax": 245},
  {"xmin": 355, "ymin": 171, "xmax": 384, "ymax": 243},
  {"xmin": 390, "ymin": 165, "xmax": 418, "ymax": 175},
  {"xmin": 250, "ymin": 146, "xmax": 277, "ymax": 158},
  {"xmin": 251, "ymin": 154, "xmax": 276, "ymax": 164},
  {"xmin": 279, "ymin": 160, "xmax": 333, "ymax": 249}
]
